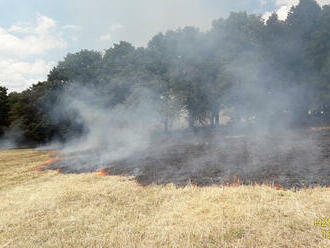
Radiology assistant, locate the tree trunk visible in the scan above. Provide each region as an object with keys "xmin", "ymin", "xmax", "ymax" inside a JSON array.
[
  {"xmin": 211, "ymin": 111, "xmax": 219, "ymax": 128},
  {"xmin": 189, "ymin": 114, "xmax": 194, "ymax": 129},
  {"xmin": 210, "ymin": 113, "xmax": 215, "ymax": 128},
  {"xmin": 164, "ymin": 117, "xmax": 169, "ymax": 133},
  {"xmin": 215, "ymin": 112, "xmax": 219, "ymax": 128}
]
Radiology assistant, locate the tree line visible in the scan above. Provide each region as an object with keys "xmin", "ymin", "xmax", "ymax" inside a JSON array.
[{"xmin": 1, "ymin": 0, "xmax": 330, "ymax": 145}]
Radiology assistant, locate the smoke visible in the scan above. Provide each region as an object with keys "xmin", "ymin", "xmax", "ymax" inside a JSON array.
[
  {"xmin": 0, "ymin": 127, "xmax": 23, "ymax": 149},
  {"xmin": 39, "ymin": 6, "xmax": 330, "ymax": 189},
  {"xmin": 42, "ymin": 74, "xmax": 330, "ymax": 188},
  {"xmin": 41, "ymin": 84, "xmax": 163, "ymax": 172}
]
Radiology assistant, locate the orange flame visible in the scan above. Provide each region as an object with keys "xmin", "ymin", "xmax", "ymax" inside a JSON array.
[
  {"xmin": 35, "ymin": 157, "xmax": 63, "ymax": 172},
  {"xmin": 274, "ymin": 183, "xmax": 282, "ymax": 190},
  {"xmin": 232, "ymin": 175, "xmax": 242, "ymax": 186},
  {"xmin": 99, "ymin": 168, "xmax": 108, "ymax": 176},
  {"xmin": 221, "ymin": 175, "xmax": 285, "ymax": 190}
]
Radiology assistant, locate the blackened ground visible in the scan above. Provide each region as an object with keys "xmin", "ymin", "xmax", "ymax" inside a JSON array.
[{"xmin": 46, "ymin": 129, "xmax": 330, "ymax": 189}]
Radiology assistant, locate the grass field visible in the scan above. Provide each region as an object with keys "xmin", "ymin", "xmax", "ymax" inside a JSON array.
[{"xmin": 0, "ymin": 149, "xmax": 329, "ymax": 248}]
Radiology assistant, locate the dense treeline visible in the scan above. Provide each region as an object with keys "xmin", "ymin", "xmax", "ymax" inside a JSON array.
[{"xmin": 1, "ymin": 0, "xmax": 330, "ymax": 145}]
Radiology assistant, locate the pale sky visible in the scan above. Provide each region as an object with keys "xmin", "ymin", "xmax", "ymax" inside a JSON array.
[{"xmin": 0, "ymin": 0, "xmax": 329, "ymax": 92}]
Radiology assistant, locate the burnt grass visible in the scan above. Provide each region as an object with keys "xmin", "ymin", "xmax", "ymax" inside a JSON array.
[{"xmin": 46, "ymin": 129, "xmax": 330, "ymax": 189}]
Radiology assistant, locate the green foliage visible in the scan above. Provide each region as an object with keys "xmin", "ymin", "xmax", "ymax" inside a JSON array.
[
  {"xmin": 8, "ymin": 81, "xmax": 71, "ymax": 144},
  {"xmin": 0, "ymin": 86, "xmax": 9, "ymax": 135},
  {"xmin": 48, "ymin": 50, "xmax": 102, "ymax": 84}
]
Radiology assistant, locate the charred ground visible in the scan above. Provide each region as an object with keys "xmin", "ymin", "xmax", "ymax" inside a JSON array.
[{"xmin": 46, "ymin": 128, "xmax": 330, "ymax": 189}]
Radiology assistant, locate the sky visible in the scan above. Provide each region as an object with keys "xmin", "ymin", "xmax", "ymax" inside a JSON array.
[{"xmin": 0, "ymin": 0, "xmax": 329, "ymax": 92}]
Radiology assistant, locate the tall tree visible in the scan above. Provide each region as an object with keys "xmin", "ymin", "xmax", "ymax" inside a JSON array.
[
  {"xmin": 306, "ymin": 5, "xmax": 330, "ymax": 117},
  {"xmin": 286, "ymin": 0, "xmax": 321, "ymax": 36},
  {"xmin": 48, "ymin": 50, "xmax": 102, "ymax": 84},
  {"xmin": 0, "ymin": 86, "xmax": 9, "ymax": 135}
]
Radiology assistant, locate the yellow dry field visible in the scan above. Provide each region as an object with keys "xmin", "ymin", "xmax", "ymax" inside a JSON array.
[{"xmin": 0, "ymin": 149, "xmax": 329, "ymax": 248}]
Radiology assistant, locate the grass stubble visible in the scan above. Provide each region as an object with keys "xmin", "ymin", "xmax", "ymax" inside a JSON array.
[{"xmin": 0, "ymin": 149, "xmax": 329, "ymax": 248}]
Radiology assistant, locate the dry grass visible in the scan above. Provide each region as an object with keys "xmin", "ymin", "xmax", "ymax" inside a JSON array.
[{"xmin": 0, "ymin": 149, "xmax": 329, "ymax": 248}]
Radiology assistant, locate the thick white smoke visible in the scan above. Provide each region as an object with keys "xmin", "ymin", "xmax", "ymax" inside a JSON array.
[{"xmin": 42, "ymin": 85, "xmax": 163, "ymax": 172}]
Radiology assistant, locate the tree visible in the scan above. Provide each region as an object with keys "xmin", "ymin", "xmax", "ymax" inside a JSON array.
[
  {"xmin": 147, "ymin": 29, "xmax": 197, "ymax": 130},
  {"xmin": 286, "ymin": 0, "xmax": 321, "ymax": 36},
  {"xmin": 48, "ymin": 50, "xmax": 102, "ymax": 84},
  {"xmin": 0, "ymin": 86, "xmax": 9, "ymax": 135},
  {"xmin": 306, "ymin": 5, "xmax": 330, "ymax": 111},
  {"xmin": 284, "ymin": 0, "xmax": 321, "ymax": 83},
  {"xmin": 99, "ymin": 41, "xmax": 152, "ymax": 107},
  {"xmin": 7, "ymin": 81, "xmax": 75, "ymax": 144}
]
